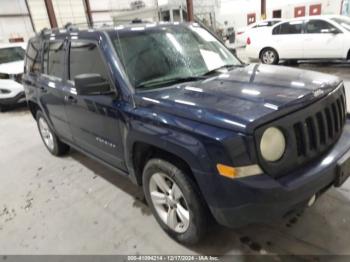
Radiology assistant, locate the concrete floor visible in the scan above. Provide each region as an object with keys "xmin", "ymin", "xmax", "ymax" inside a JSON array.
[{"xmin": 0, "ymin": 60, "xmax": 350, "ymax": 256}]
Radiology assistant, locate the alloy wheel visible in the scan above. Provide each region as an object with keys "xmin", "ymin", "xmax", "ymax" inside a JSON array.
[
  {"xmin": 262, "ymin": 50, "xmax": 276, "ymax": 64},
  {"xmin": 149, "ymin": 172, "xmax": 190, "ymax": 233},
  {"xmin": 38, "ymin": 117, "xmax": 54, "ymax": 151}
]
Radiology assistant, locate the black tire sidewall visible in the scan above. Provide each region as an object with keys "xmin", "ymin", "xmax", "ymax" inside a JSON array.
[{"xmin": 143, "ymin": 159, "xmax": 207, "ymax": 245}]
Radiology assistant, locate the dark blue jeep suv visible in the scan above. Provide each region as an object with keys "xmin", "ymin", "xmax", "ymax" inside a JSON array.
[{"xmin": 23, "ymin": 22, "xmax": 350, "ymax": 244}]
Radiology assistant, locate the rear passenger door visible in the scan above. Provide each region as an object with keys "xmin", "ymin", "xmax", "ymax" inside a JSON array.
[
  {"xmin": 37, "ymin": 40, "xmax": 72, "ymax": 140},
  {"xmin": 63, "ymin": 40, "xmax": 125, "ymax": 170},
  {"xmin": 272, "ymin": 21, "xmax": 304, "ymax": 59}
]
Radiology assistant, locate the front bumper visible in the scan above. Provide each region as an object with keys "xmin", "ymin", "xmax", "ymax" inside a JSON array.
[
  {"xmin": 0, "ymin": 80, "xmax": 25, "ymax": 106},
  {"xmin": 0, "ymin": 91, "xmax": 25, "ymax": 106},
  {"xmin": 195, "ymin": 117, "xmax": 350, "ymax": 228}
]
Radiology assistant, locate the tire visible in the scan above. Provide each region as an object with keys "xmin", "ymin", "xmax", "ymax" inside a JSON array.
[
  {"xmin": 143, "ymin": 159, "xmax": 208, "ymax": 245},
  {"xmin": 36, "ymin": 110, "xmax": 69, "ymax": 156},
  {"xmin": 0, "ymin": 105, "xmax": 7, "ymax": 112},
  {"xmin": 287, "ymin": 59, "xmax": 299, "ymax": 66},
  {"xmin": 260, "ymin": 48, "xmax": 279, "ymax": 65}
]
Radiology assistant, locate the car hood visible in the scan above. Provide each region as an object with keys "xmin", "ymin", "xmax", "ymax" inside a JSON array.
[
  {"xmin": 134, "ymin": 64, "xmax": 342, "ymax": 134},
  {"xmin": 0, "ymin": 61, "xmax": 24, "ymax": 75}
]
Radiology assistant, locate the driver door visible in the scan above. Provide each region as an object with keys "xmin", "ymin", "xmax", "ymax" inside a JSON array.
[
  {"xmin": 63, "ymin": 40, "xmax": 126, "ymax": 170},
  {"xmin": 304, "ymin": 19, "xmax": 344, "ymax": 59}
]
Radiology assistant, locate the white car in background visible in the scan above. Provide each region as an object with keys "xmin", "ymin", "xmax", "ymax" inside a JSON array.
[
  {"xmin": 0, "ymin": 43, "xmax": 26, "ymax": 111},
  {"xmin": 245, "ymin": 15, "xmax": 350, "ymax": 64},
  {"xmin": 235, "ymin": 19, "xmax": 282, "ymax": 47}
]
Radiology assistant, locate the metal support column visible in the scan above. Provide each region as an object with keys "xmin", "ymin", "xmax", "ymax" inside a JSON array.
[
  {"xmin": 261, "ymin": 0, "xmax": 267, "ymax": 19},
  {"xmin": 44, "ymin": 0, "xmax": 58, "ymax": 28},
  {"xmin": 24, "ymin": 0, "xmax": 36, "ymax": 32},
  {"xmin": 83, "ymin": 0, "xmax": 93, "ymax": 27},
  {"xmin": 186, "ymin": 0, "xmax": 194, "ymax": 22}
]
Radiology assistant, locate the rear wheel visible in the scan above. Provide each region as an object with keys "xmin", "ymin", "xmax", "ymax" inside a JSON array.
[
  {"xmin": 143, "ymin": 159, "xmax": 208, "ymax": 245},
  {"xmin": 36, "ymin": 110, "xmax": 69, "ymax": 156},
  {"xmin": 260, "ymin": 48, "xmax": 279, "ymax": 65}
]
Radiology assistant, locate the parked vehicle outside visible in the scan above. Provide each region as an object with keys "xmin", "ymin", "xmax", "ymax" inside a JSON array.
[
  {"xmin": 0, "ymin": 43, "xmax": 26, "ymax": 111},
  {"xmin": 235, "ymin": 19, "xmax": 282, "ymax": 47},
  {"xmin": 245, "ymin": 15, "xmax": 350, "ymax": 64},
  {"xmin": 24, "ymin": 22, "xmax": 350, "ymax": 244}
]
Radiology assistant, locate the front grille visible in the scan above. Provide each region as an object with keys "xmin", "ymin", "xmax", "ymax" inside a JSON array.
[
  {"xmin": 293, "ymin": 93, "xmax": 347, "ymax": 157},
  {"xmin": 255, "ymin": 84, "xmax": 347, "ymax": 177}
]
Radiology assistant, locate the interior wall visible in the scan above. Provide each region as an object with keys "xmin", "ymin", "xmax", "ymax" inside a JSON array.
[
  {"xmin": 27, "ymin": 0, "xmax": 50, "ymax": 33},
  {"xmin": 52, "ymin": 0, "xmax": 87, "ymax": 27},
  {"xmin": 0, "ymin": 0, "xmax": 34, "ymax": 42},
  {"xmin": 218, "ymin": 0, "xmax": 344, "ymax": 29}
]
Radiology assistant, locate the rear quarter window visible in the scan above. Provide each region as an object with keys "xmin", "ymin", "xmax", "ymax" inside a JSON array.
[
  {"xmin": 273, "ymin": 21, "xmax": 303, "ymax": 35},
  {"xmin": 25, "ymin": 39, "xmax": 41, "ymax": 74},
  {"xmin": 42, "ymin": 41, "xmax": 65, "ymax": 79}
]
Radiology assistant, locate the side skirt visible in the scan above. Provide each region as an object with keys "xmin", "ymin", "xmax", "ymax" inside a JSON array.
[{"xmin": 60, "ymin": 137, "xmax": 133, "ymax": 180}]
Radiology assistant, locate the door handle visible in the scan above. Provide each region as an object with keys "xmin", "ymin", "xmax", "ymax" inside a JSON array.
[
  {"xmin": 64, "ymin": 95, "xmax": 77, "ymax": 104},
  {"xmin": 39, "ymin": 86, "xmax": 47, "ymax": 93}
]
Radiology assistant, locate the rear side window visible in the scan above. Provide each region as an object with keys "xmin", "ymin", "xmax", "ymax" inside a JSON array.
[
  {"xmin": 25, "ymin": 39, "xmax": 41, "ymax": 74},
  {"xmin": 68, "ymin": 41, "xmax": 108, "ymax": 81},
  {"xmin": 306, "ymin": 20, "xmax": 339, "ymax": 33},
  {"xmin": 273, "ymin": 21, "xmax": 303, "ymax": 35},
  {"xmin": 43, "ymin": 41, "xmax": 65, "ymax": 79}
]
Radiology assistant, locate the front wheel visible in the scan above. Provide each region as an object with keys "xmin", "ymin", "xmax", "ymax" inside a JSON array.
[
  {"xmin": 260, "ymin": 48, "xmax": 279, "ymax": 65},
  {"xmin": 36, "ymin": 110, "xmax": 69, "ymax": 156},
  {"xmin": 143, "ymin": 159, "xmax": 208, "ymax": 245}
]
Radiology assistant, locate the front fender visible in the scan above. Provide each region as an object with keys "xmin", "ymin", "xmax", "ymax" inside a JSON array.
[{"xmin": 124, "ymin": 117, "xmax": 214, "ymax": 177}]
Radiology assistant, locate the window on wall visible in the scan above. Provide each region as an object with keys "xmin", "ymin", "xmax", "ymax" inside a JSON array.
[
  {"xmin": 43, "ymin": 41, "xmax": 65, "ymax": 79},
  {"xmin": 247, "ymin": 13, "xmax": 256, "ymax": 25},
  {"xmin": 309, "ymin": 4, "xmax": 322, "ymax": 16},
  {"xmin": 69, "ymin": 41, "xmax": 108, "ymax": 82},
  {"xmin": 294, "ymin": 6, "xmax": 306, "ymax": 18}
]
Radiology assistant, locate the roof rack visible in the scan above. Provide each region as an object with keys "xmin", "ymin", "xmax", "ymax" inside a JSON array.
[
  {"xmin": 37, "ymin": 18, "xmax": 167, "ymax": 36},
  {"xmin": 64, "ymin": 22, "xmax": 79, "ymax": 32}
]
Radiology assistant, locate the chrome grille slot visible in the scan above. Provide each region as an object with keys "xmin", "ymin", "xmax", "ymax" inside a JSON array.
[{"xmin": 293, "ymin": 92, "xmax": 346, "ymax": 157}]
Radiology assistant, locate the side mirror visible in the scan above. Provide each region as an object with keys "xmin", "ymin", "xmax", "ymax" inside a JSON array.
[
  {"xmin": 74, "ymin": 73, "xmax": 110, "ymax": 95},
  {"xmin": 323, "ymin": 28, "xmax": 340, "ymax": 34}
]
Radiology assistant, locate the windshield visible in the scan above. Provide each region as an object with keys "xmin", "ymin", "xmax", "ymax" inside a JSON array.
[
  {"xmin": 331, "ymin": 17, "xmax": 350, "ymax": 31},
  {"xmin": 0, "ymin": 47, "xmax": 25, "ymax": 64},
  {"xmin": 109, "ymin": 24, "xmax": 241, "ymax": 90}
]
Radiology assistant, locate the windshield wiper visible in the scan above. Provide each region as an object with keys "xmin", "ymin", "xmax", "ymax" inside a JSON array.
[
  {"xmin": 203, "ymin": 64, "xmax": 243, "ymax": 76},
  {"xmin": 136, "ymin": 76, "xmax": 204, "ymax": 89}
]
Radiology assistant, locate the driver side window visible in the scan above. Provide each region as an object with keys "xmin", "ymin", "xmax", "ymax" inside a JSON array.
[
  {"xmin": 306, "ymin": 20, "xmax": 339, "ymax": 34},
  {"xmin": 69, "ymin": 40, "xmax": 111, "ymax": 95}
]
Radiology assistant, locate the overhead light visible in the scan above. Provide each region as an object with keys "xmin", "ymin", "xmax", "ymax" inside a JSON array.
[
  {"xmin": 175, "ymin": 99, "xmax": 196, "ymax": 106},
  {"xmin": 142, "ymin": 97, "xmax": 160, "ymax": 104},
  {"xmin": 291, "ymin": 81, "xmax": 305, "ymax": 87},
  {"xmin": 242, "ymin": 89, "xmax": 260, "ymax": 96}
]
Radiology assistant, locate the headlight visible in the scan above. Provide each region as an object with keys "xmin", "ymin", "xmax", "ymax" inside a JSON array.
[{"xmin": 260, "ymin": 127, "xmax": 286, "ymax": 162}]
